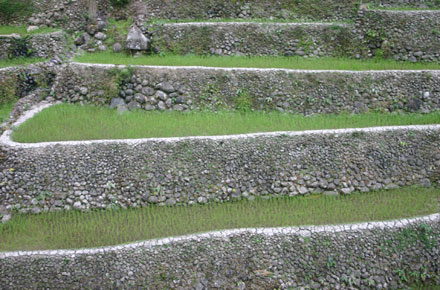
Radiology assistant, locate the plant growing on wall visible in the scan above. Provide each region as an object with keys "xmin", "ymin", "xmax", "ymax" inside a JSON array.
[
  {"xmin": 110, "ymin": 0, "xmax": 131, "ymax": 7},
  {"xmin": 0, "ymin": 0, "xmax": 33, "ymax": 21}
]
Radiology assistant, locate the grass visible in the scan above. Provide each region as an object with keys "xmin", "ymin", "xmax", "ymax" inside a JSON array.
[
  {"xmin": 74, "ymin": 52, "xmax": 440, "ymax": 70},
  {"xmin": 11, "ymin": 103, "xmax": 440, "ymax": 143},
  {"xmin": 0, "ymin": 102, "xmax": 14, "ymax": 123},
  {"xmin": 0, "ymin": 186, "xmax": 438, "ymax": 251},
  {"xmin": 0, "ymin": 25, "xmax": 59, "ymax": 35},
  {"xmin": 0, "ymin": 57, "xmax": 45, "ymax": 68}
]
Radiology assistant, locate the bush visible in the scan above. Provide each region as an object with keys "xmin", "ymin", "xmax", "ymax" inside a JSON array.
[
  {"xmin": 110, "ymin": 0, "xmax": 131, "ymax": 7},
  {"xmin": 0, "ymin": 0, "xmax": 32, "ymax": 20}
]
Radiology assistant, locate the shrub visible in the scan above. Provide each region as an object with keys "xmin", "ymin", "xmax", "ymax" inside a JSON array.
[
  {"xmin": 0, "ymin": 0, "xmax": 32, "ymax": 20},
  {"xmin": 110, "ymin": 0, "xmax": 131, "ymax": 7}
]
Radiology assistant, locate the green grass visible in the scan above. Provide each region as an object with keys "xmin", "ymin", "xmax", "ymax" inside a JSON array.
[
  {"xmin": 0, "ymin": 186, "xmax": 438, "ymax": 251},
  {"xmin": 0, "ymin": 25, "xmax": 59, "ymax": 35},
  {"xmin": 11, "ymin": 103, "xmax": 440, "ymax": 143},
  {"xmin": 0, "ymin": 102, "xmax": 14, "ymax": 123},
  {"xmin": 0, "ymin": 56, "xmax": 45, "ymax": 68},
  {"xmin": 74, "ymin": 52, "xmax": 440, "ymax": 70}
]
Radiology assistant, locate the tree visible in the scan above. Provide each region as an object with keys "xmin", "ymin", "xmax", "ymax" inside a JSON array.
[{"xmin": 88, "ymin": 0, "xmax": 97, "ymax": 24}]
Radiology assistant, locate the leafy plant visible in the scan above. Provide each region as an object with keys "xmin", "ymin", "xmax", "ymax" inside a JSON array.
[
  {"xmin": 0, "ymin": 0, "xmax": 33, "ymax": 21},
  {"xmin": 110, "ymin": 0, "xmax": 131, "ymax": 7}
]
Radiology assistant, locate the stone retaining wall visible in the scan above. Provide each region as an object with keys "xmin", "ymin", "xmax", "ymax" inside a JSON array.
[
  {"xmin": 0, "ymin": 31, "xmax": 67, "ymax": 59},
  {"xmin": 0, "ymin": 103, "xmax": 439, "ymax": 213},
  {"xmin": 357, "ymin": 9, "xmax": 440, "ymax": 62},
  {"xmin": 148, "ymin": 22, "xmax": 366, "ymax": 57},
  {"xmin": 54, "ymin": 63, "xmax": 440, "ymax": 114},
  {"xmin": 0, "ymin": 64, "xmax": 54, "ymax": 106},
  {"xmin": 0, "ymin": 214, "xmax": 439, "ymax": 289}
]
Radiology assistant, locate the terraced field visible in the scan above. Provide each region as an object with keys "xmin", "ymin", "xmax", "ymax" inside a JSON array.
[{"xmin": 0, "ymin": 0, "xmax": 439, "ymax": 289}]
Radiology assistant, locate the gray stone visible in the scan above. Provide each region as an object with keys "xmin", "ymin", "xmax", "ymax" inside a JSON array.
[
  {"xmin": 117, "ymin": 105, "xmax": 128, "ymax": 113},
  {"xmin": 74, "ymin": 32, "xmax": 91, "ymax": 46},
  {"xmin": 127, "ymin": 101, "xmax": 141, "ymax": 111},
  {"xmin": 79, "ymin": 87, "xmax": 88, "ymax": 95},
  {"xmin": 126, "ymin": 26, "xmax": 151, "ymax": 51},
  {"xmin": 157, "ymin": 82, "xmax": 175, "ymax": 93},
  {"xmin": 113, "ymin": 43, "xmax": 123, "ymax": 53},
  {"xmin": 27, "ymin": 26, "xmax": 39, "ymax": 33},
  {"xmin": 94, "ymin": 32, "xmax": 106, "ymax": 40},
  {"xmin": 110, "ymin": 98, "xmax": 125, "ymax": 109},
  {"xmin": 157, "ymin": 101, "xmax": 166, "ymax": 110},
  {"xmin": 142, "ymin": 87, "xmax": 155, "ymax": 96},
  {"xmin": 148, "ymin": 196, "xmax": 159, "ymax": 203},
  {"xmin": 134, "ymin": 93, "xmax": 146, "ymax": 104},
  {"xmin": 155, "ymin": 90, "xmax": 167, "ymax": 101},
  {"xmin": 98, "ymin": 45, "xmax": 107, "ymax": 51},
  {"xmin": 1, "ymin": 214, "xmax": 11, "ymax": 223}
]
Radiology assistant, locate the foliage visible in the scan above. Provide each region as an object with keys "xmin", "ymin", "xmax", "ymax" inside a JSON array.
[
  {"xmin": 110, "ymin": 0, "xmax": 130, "ymax": 7},
  {"xmin": 0, "ymin": 0, "xmax": 32, "ymax": 21},
  {"xmin": 75, "ymin": 52, "xmax": 440, "ymax": 71},
  {"xmin": 11, "ymin": 103, "xmax": 440, "ymax": 142},
  {"xmin": 0, "ymin": 186, "xmax": 439, "ymax": 251}
]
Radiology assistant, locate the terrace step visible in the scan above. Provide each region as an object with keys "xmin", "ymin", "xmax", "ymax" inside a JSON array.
[
  {"xmin": 0, "ymin": 31, "xmax": 67, "ymax": 60},
  {"xmin": 55, "ymin": 63, "xmax": 440, "ymax": 115},
  {"xmin": 147, "ymin": 22, "xmax": 362, "ymax": 57},
  {"xmin": 356, "ymin": 9, "xmax": 440, "ymax": 61}
]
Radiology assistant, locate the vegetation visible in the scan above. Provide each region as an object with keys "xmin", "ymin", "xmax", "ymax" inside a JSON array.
[
  {"xmin": 11, "ymin": 103, "xmax": 440, "ymax": 142},
  {"xmin": 0, "ymin": 102, "xmax": 14, "ymax": 123},
  {"xmin": 110, "ymin": 0, "xmax": 130, "ymax": 7},
  {"xmin": 0, "ymin": 186, "xmax": 438, "ymax": 251},
  {"xmin": 0, "ymin": 0, "xmax": 33, "ymax": 21},
  {"xmin": 0, "ymin": 26, "xmax": 59, "ymax": 35},
  {"xmin": 74, "ymin": 52, "xmax": 440, "ymax": 70},
  {"xmin": 0, "ymin": 56, "xmax": 45, "ymax": 68}
]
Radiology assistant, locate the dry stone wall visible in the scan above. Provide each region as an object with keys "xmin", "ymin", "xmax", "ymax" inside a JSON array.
[
  {"xmin": 0, "ymin": 31, "xmax": 67, "ymax": 59},
  {"xmin": 148, "ymin": 22, "xmax": 366, "ymax": 57},
  {"xmin": 0, "ymin": 215, "xmax": 439, "ymax": 289},
  {"xmin": 0, "ymin": 118, "xmax": 439, "ymax": 213},
  {"xmin": 53, "ymin": 63, "xmax": 440, "ymax": 115},
  {"xmin": 357, "ymin": 9, "xmax": 440, "ymax": 62}
]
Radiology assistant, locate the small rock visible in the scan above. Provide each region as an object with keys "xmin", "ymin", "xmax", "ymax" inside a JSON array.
[
  {"xmin": 113, "ymin": 43, "xmax": 122, "ymax": 53},
  {"xmin": 127, "ymin": 101, "xmax": 141, "ymax": 110},
  {"xmin": 98, "ymin": 45, "xmax": 107, "ymax": 51},
  {"xmin": 27, "ymin": 26, "xmax": 39, "ymax": 33},
  {"xmin": 1, "ymin": 214, "xmax": 11, "ymax": 223},
  {"xmin": 110, "ymin": 98, "xmax": 125, "ymax": 109},
  {"xmin": 157, "ymin": 82, "xmax": 175, "ymax": 93},
  {"xmin": 94, "ymin": 32, "xmax": 106, "ymax": 40},
  {"xmin": 79, "ymin": 87, "xmax": 88, "ymax": 96},
  {"xmin": 148, "ymin": 196, "xmax": 159, "ymax": 204},
  {"xmin": 142, "ymin": 87, "xmax": 155, "ymax": 96},
  {"xmin": 155, "ymin": 90, "xmax": 167, "ymax": 101}
]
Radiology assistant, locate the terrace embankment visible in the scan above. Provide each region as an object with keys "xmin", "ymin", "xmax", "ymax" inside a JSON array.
[
  {"xmin": 147, "ymin": 22, "xmax": 365, "ymax": 57},
  {"xmin": 0, "ymin": 214, "xmax": 439, "ymax": 289},
  {"xmin": 0, "ymin": 31, "xmax": 67, "ymax": 59},
  {"xmin": 0, "ymin": 103, "xmax": 439, "ymax": 213},
  {"xmin": 54, "ymin": 63, "xmax": 440, "ymax": 114},
  {"xmin": 357, "ymin": 9, "xmax": 440, "ymax": 62}
]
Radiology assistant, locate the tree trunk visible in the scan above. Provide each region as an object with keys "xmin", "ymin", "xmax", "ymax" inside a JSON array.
[{"xmin": 88, "ymin": 0, "xmax": 97, "ymax": 24}]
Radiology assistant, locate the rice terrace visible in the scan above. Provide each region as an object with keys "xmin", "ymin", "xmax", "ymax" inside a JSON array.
[{"xmin": 0, "ymin": 0, "xmax": 440, "ymax": 289}]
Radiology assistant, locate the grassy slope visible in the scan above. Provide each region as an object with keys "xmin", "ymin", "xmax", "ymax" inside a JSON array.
[
  {"xmin": 0, "ymin": 57, "xmax": 45, "ymax": 68},
  {"xmin": 74, "ymin": 52, "xmax": 440, "ymax": 70},
  {"xmin": 0, "ymin": 187, "xmax": 439, "ymax": 251},
  {"xmin": 0, "ymin": 26, "xmax": 59, "ymax": 35},
  {"xmin": 11, "ymin": 104, "xmax": 440, "ymax": 142},
  {"xmin": 0, "ymin": 102, "xmax": 14, "ymax": 123}
]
